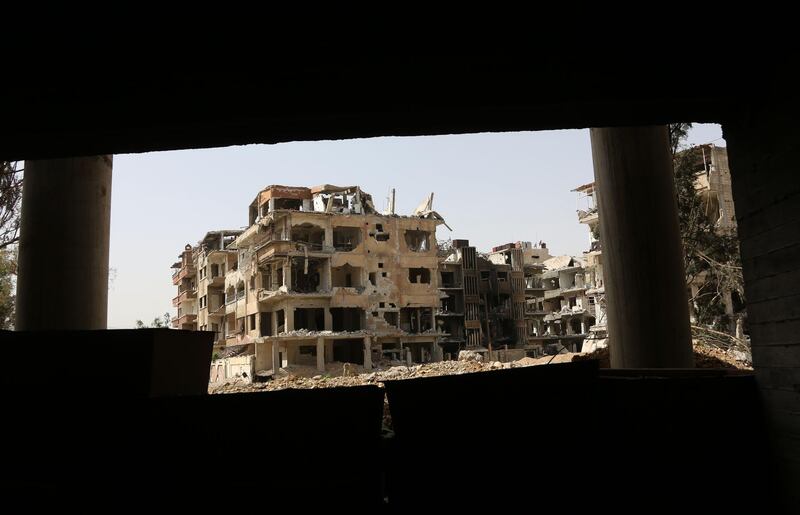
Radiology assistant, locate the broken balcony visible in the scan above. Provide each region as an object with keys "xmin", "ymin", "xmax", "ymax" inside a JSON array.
[
  {"xmin": 208, "ymin": 263, "xmax": 226, "ymax": 286},
  {"xmin": 171, "ymin": 263, "xmax": 196, "ymax": 285},
  {"xmin": 400, "ymin": 308, "xmax": 434, "ymax": 334},
  {"xmin": 171, "ymin": 313, "xmax": 197, "ymax": 329},
  {"xmin": 290, "ymin": 257, "xmax": 327, "ymax": 293},
  {"xmin": 172, "ymin": 288, "xmax": 197, "ymax": 307},
  {"xmin": 292, "ymin": 222, "xmax": 326, "ymax": 251},
  {"xmin": 333, "ymin": 226, "xmax": 361, "ymax": 252}
]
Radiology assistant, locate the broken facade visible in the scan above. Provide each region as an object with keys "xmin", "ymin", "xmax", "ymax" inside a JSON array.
[
  {"xmin": 686, "ymin": 144, "xmax": 743, "ymax": 332},
  {"xmin": 572, "ymin": 181, "xmax": 608, "ymax": 351},
  {"xmin": 171, "ymin": 244, "xmax": 199, "ymax": 330},
  {"xmin": 573, "ymin": 144, "xmax": 742, "ymax": 340},
  {"xmin": 437, "ymin": 240, "xmax": 553, "ymax": 358},
  {"xmin": 173, "ymin": 185, "xmax": 447, "ymax": 375},
  {"xmin": 528, "ymin": 254, "xmax": 599, "ymax": 354}
]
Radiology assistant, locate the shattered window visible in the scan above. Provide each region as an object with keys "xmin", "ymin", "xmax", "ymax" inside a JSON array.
[{"xmin": 404, "ymin": 230, "xmax": 430, "ymax": 252}]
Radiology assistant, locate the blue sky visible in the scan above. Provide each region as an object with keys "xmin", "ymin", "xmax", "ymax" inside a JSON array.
[{"xmin": 108, "ymin": 124, "xmax": 724, "ymax": 328}]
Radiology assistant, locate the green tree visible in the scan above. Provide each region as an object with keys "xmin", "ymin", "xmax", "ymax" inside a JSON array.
[
  {"xmin": 670, "ymin": 124, "xmax": 744, "ymax": 332},
  {"xmin": 0, "ymin": 249, "xmax": 16, "ymax": 329},
  {"xmin": 0, "ymin": 161, "xmax": 22, "ymax": 250},
  {"xmin": 135, "ymin": 312, "xmax": 172, "ymax": 329},
  {"xmin": 0, "ymin": 161, "xmax": 22, "ymax": 329}
]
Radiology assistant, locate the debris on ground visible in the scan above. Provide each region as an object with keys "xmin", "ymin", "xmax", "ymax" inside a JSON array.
[
  {"xmin": 210, "ymin": 339, "xmax": 753, "ymax": 432},
  {"xmin": 210, "ymin": 335, "xmax": 752, "ymax": 396},
  {"xmin": 573, "ymin": 340, "xmax": 752, "ymax": 370}
]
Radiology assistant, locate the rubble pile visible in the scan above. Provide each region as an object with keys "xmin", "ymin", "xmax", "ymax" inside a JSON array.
[
  {"xmin": 574, "ymin": 340, "xmax": 752, "ymax": 370},
  {"xmin": 210, "ymin": 339, "xmax": 752, "ymax": 396},
  {"xmin": 693, "ymin": 340, "xmax": 752, "ymax": 370},
  {"xmin": 274, "ymin": 329, "xmax": 368, "ymax": 338}
]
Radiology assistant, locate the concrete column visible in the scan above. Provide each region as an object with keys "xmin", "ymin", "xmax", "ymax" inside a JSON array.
[
  {"xmin": 363, "ymin": 336, "xmax": 372, "ymax": 370},
  {"xmin": 324, "ymin": 308, "xmax": 333, "ymax": 331},
  {"xmin": 283, "ymin": 259, "xmax": 292, "ymax": 290},
  {"xmin": 16, "ymin": 156, "xmax": 112, "ymax": 330},
  {"xmin": 590, "ymin": 126, "xmax": 693, "ymax": 368},
  {"xmin": 271, "ymin": 341, "xmax": 280, "ymax": 372},
  {"xmin": 581, "ymin": 321, "xmax": 587, "ymax": 334},
  {"xmin": 272, "ymin": 311, "xmax": 279, "ymax": 335},
  {"xmin": 324, "ymin": 227, "xmax": 333, "ymax": 248},
  {"xmin": 285, "ymin": 307, "xmax": 295, "ymax": 332},
  {"xmin": 317, "ymin": 337, "xmax": 325, "ymax": 372},
  {"xmin": 321, "ymin": 261, "xmax": 331, "ymax": 290}
]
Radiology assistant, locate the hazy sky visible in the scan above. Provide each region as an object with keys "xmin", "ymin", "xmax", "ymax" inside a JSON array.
[{"xmin": 108, "ymin": 124, "xmax": 725, "ymax": 328}]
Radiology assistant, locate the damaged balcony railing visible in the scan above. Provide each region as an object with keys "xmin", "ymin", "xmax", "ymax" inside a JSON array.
[
  {"xmin": 292, "ymin": 241, "xmax": 333, "ymax": 252},
  {"xmin": 333, "ymin": 242, "xmax": 355, "ymax": 252}
]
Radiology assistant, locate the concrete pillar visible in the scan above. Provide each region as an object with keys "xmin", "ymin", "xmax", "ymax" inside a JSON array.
[
  {"xmin": 363, "ymin": 336, "xmax": 372, "ymax": 370},
  {"xmin": 272, "ymin": 311, "xmax": 279, "ymax": 335},
  {"xmin": 283, "ymin": 259, "xmax": 292, "ymax": 290},
  {"xmin": 324, "ymin": 308, "xmax": 333, "ymax": 331},
  {"xmin": 321, "ymin": 261, "xmax": 331, "ymax": 290},
  {"xmin": 285, "ymin": 307, "xmax": 294, "ymax": 332},
  {"xmin": 581, "ymin": 321, "xmax": 587, "ymax": 334},
  {"xmin": 16, "ymin": 156, "xmax": 112, "ymax": 330},
  {"xmin": 271, "ymin": 341, "xmax": 280, "ymax": 372},
  {"xmin": 317, "ymin": 337, "xmax": 325, "ymax": 372},
  {"xmin": 590, "ymin": 126, "xmax": 693, "ymax": 368}
]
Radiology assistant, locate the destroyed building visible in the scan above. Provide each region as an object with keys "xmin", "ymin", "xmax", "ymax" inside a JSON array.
[
  {"xmin": 685, "ymin": 144, "xmax": 744, "ymax": 332},
  {"xmin": 527, "ymin": 254, "xmax": 599, "ymax": 354},
  {"xmin": 174, "ymin": 185, "xmax": 448, "ymax": 378},
  {"xmin": 171, "ymin": 231, "xmax": 243, "ymax": 342},
  {"xmin": 571, "ymin": 181, "xmax": 608, "ymax": 352},
  {"xmin": 437, "ymin": 239, "xmax": 551, "ymax": 358},
  {"xmin": 573, "ymin": 144, "xmax": 742, "ymax": 341},
  {"xmin": 170, "ymin": 244, "xmax": 198, "ymax": 331},
  {"xmin": 196, "ymin": 230, "xmax": 243, "ymax": 348}
]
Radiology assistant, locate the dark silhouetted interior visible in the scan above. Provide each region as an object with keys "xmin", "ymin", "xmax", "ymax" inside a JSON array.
[{"xmin": 0, "ymin": 50, "xmax": 797, "ymax": 512}]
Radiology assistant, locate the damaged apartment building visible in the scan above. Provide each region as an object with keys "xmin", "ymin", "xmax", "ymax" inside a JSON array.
[
  {"xmin": 527, "ymin": 254, "xmax": 602, "ymax": 354},
  {"xmin": 436, "ymin": 240, "xmax": 554, "ymax": 358},
  {"xmin": 173, "ymin": 184, "xmax": 448, "ymax": 380},
  {"xmin": 172, "ymin": 231, "xmax": 242, "ymax": 334},
  {"xmin": 571, "ymin": 144, "xmax": 742, "ymax": 343}
]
